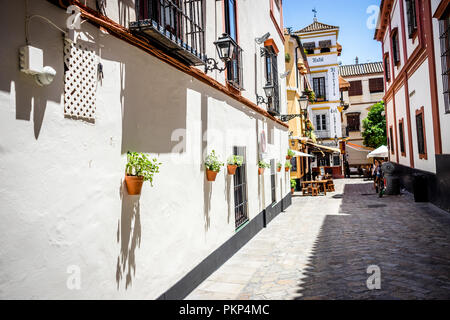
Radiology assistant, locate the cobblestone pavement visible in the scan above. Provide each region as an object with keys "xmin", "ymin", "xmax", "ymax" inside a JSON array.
[{"xmin": 186, "ymin": 178, "xmax": 450, "ymax": 300}]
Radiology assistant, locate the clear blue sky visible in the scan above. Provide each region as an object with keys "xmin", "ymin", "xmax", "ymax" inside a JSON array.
[{"xmin": 283, "ymin": 0, "xmax": 382, "ymax": 65}]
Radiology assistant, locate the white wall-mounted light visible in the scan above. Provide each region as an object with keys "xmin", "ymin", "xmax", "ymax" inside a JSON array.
[{"xmin": 19, "ymin": 45, "xmax": 56, "ymax": 86}]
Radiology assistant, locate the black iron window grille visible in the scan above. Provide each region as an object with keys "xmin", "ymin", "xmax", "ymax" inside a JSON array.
[
  {"xmin": 270, "ymin": 159, "xmax": 276, "ymax": 204},
  {"xmin": 233, "ymin": 146, "xmax": 249, "ymax": 230},
  {"xmin": 390, "ymin": 127, "xmax": 395, "ymax": 153},
  {"xmin": 264, "ymin": 46, "xmax": 280, "ymax": 115},
  {"xmin": 416, "ymin": 113, "xmax": 425, "ymax": 155},
  {"xmin": 132, "ymin": 0, "xmax": 205, "ymax": 65},
  {"xmin": 392, "ymin": 29, "xmax": 400, "ymax": 65},
  {"xmin": 227, "ymin": 45, "xmax": 244, "ymax": 90},
  {"xmin": 406, "ymin": 0, "xmax": 418, "ymax": 38},
  {"xmin": 399, "ymin": 121, "xmax": 406, "ymax": 154},
  {"xmin": 290, "ymin": 157, "xmax": 297, "ymax": 172},
  {"xmin": 313, "ymin": 77, "xmax": 326, "ymax": 100},
  {"xmin": 384, "ymin": 54, "xmax": 391, "ymax": 81},
  {"xmin": 439, "ymin": 10, "xmax": 450, "ymax": 113}
]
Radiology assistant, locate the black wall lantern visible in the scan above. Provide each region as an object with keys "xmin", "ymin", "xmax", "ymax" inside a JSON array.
[
  {"xmin": 256, "ymin": 83, "xmax": 275, "ymax": 107},
  {"xmin": 205, "ymin": 33, "xmax": 237, "ymax": 74}
]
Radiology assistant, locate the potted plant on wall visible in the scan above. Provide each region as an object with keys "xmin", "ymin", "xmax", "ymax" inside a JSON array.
[
  {"xmin": 286, "ymin": 149, "xmax": 295, "ymax": 160},
  {"xmin": 205, "ymin": 150, "xmax": 224, "ymax": 182},
  {"xmin": 304, "ymin": 88, "xmax": 316, "ymax": 103},
  {"xmin": 227, "ymin": 155, "xmax": 243, "ymax": 175},
  {"xmin": 291, "ymin": 179, "xmax": 297, "ymax": 194},
  {"xmin": 277, "ymin": 162, "xmax": 282, "ymax": 172},
  {"xmin": 125, "ymin": 152, "xmax": 161, "ymax": 195},
  {"xmin": 285, "ymin": 161, "xmax": 293, "ymax": 172},
  {"xmin": 258, "ymin": 160, "xmax": 270, "ymax": 175}
]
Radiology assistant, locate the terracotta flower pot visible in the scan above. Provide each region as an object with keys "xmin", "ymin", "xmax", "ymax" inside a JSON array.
[
  {"xmin": 125, "ymin": 175, "xmax": 144, "ymax": 195},
  {"xmin": 291, "ymin": 188, "xmax": 295, "ymax": 194},
  {"xmin": 206, "ymin": 169, "xmax": 218, "ymax": 182},
  {"xmin": 258, "ymin": 167, "xmax": 265, "ymax": 175},
  {"xmin": 227, "ymin": 164, "xmax": 238, "ymax": 175},
  {"xmin": 285, "ymin": 167, "xmax": 290, "ymax": 172},
  {"xmin": 277, "ymin": 167, "xmax": 282, "ymax": 172},
  {"xmin": 286, "ymin": 156, "xmax": 292, "ymax": 160}
]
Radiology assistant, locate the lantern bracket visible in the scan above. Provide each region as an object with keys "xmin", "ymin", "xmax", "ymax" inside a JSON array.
[{"xmin": 205, "ymin": 58, "xmax": 226, "ymax": 74}]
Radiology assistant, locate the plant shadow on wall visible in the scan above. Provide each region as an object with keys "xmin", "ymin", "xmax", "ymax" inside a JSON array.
[
  {"xmin": 0, "ymin": 0, "xmax": 64, "ymax": 139},
  {"xmin": 116, "ymin": 181, "xmax": 142, "ymax": 290},
  {"xmin": 292, "ymin": 182, "xmax": 450, "ymax": 300},
  {"xmin": 116, "ymin": 152, "xmax": 161, "ymax": 289}
]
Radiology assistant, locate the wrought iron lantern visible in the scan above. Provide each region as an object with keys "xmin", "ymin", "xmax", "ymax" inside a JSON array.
[
  {"xmin": 205, "ymin": 33, "xmax": 237, "ymax": 74},
  {"xmin": 263, "ymin": 83, "xmax": 275, "ymax": 98}
]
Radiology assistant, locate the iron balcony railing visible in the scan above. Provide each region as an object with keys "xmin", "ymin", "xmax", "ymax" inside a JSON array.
[{"xmin": 131, "ymin": 0, "xmax": 206, "ymax": 65}]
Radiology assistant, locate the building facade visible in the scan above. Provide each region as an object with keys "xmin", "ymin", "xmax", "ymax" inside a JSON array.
[
  {"xmin": 295, "ymin": 19, "xmax": 344, "ymax": 178},
  {"xmin": 284, "ymin": 30, "xmax": 313, "ymax": 183},
  {"xmin": 0, "ymin": 0, "xmax": 291, "ymax": 299},
  {"xmin": 375, "ymin": 0, "xmax": 450, "ymax": 212},
  {"xmin": 340, "ymin": 62, "xmax": 385, "ymax": 167}
]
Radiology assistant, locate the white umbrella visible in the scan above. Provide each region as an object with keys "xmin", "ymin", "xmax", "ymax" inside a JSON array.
[{"xmin": 367, "ymin": 145, "xmax": 388, "ymax": 159}]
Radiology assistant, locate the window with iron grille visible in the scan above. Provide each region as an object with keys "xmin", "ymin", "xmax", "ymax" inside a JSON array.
[
  {"xmin": 390, "ymin": 126, "xmax": 395, "ymax": 154},
  {"xmin": 406, "ymin": 0, "xmax": 417, "ymax": 38},
  {"xmin": 384, "ymin": 54, "xmax": 391, "ymax": 81},
  {"xmin": 399, "ymin": 120, "xmax": 406, "ymax": 155},
  {"xmin": 333, "ymin": 155, "xmax": 341, "ymax": 166},
  {"xmin": 392, "ymin": 29, "xmax": 400, "ymax": 65},
  {"xmin": 224, "ymin": 0, "xmax": 244, "ymax": 90},
  {"xmin": 264, "ymin": 46, "xmax": 280, "ymax": 114},
  {"xmin": 416, "ymin": 110, "xmax": 426, "ymax": 157},
  {"xmin": 439, "ymin": 9, "xmax": 450, "ymax": 113},
  {"xmin": 303, "ymin": 42, "xmax": 315, "ymax": 54},
  {"xmin": 133, "ymin": 0, "xmax": 205, "ymax": 65},
  {"xmin": 347, "ymin": 113, "xmax": 360, "ymax": 132},
  {"xmin": 313, "ymin": 77, "xmax": 326, "ymax": 100},
  {"xmin": 233, "ymin": 146, "xmax": 249, "ymax": 230},
  {"xmin": 369, "ymin": 78, "xmax": 384, "ymax": 93},
  {"xmin": 349, "ymin": 80, "xmax": 363, "ymax": 96},
  {"xmin": 270, "ymin": 159, "xmax": 276, "ymax": 204}
]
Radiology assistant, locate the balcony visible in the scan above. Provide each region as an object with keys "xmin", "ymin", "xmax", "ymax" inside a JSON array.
[{"xmin": 130, "ymin": 0, "xmax": 206, "ymax": 66}]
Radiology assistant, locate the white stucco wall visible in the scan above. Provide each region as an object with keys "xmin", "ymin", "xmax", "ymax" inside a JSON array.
[{"xmin": 0, "ymin": 0, "xmax": 289, "ymax": 299}]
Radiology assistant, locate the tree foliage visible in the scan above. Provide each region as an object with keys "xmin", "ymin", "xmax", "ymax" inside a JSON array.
[{"xmin": 362, "ymin": 101, "xmax": 387, "ymax": 148}]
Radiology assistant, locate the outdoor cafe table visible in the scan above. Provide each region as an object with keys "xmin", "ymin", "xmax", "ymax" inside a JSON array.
[{"xmin": 301, "ymin": 181, "xmax": 328, "ymax": 195}]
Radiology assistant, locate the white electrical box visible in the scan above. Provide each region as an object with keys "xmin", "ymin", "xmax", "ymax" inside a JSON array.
[{"xmin": 19, "ymin": 46, "xmax": 44, "ymax": 75}]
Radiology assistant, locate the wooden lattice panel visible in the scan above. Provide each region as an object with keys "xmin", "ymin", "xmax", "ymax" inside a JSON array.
[{"xmin": 64, "ymin": 40, "xmax": 98, "ymax": 120}]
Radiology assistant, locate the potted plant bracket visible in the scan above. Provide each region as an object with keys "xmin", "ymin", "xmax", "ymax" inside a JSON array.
[
  {"xmin": 227, "ymin": 155, "xmax": 243, "ymax": 176},
  {"xmin": 205, "ymin": 150, "xmax": 224, "ymax": 182},
  {"xmin": 285, "ymin": 160, "xmax": 292, "ymax": 172},
  {"xmin": 277, "ymin": 162, "xmax": 282, "ymax": 172},
  {"xmin": 125, "ymin": 152, "xmax": 161, "ymax": 195}
]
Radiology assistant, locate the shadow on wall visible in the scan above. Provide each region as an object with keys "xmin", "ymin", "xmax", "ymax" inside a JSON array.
[
  {"xmin": 98, "ymin": 33, "xmax": 188, "ymax": 155},
  {"xmin": 0, "ymin": 0, "xmax": 64, "ymax": 139},
  {"xmin": 116, "ymin": 179, "xmax": 142, "ymax": 290}
]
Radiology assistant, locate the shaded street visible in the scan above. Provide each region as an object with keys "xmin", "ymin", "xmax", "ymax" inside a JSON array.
[{"xmin": 187, "ymin": 179, "xmax": 450, "ymax": 300}]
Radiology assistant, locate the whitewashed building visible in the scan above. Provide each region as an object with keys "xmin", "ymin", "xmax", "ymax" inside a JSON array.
[
  {"xmin": 0, "ymin": 0, "xmax": 291, "ymax": 299},
  {"xmin": 294, "ymin": 19, "xmax": 343, "ymax": 178},
  {"xmin": 375, "ymin": 0, "xmax": 450, "ymax": 212}
]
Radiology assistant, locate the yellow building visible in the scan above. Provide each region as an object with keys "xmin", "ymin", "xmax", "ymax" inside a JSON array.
[{"xmin": 284, "ymin": 30, "xmax": 312, "ymax": 181}]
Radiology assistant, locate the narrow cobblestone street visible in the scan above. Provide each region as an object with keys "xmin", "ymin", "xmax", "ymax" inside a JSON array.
[{"xmin": 187, "ymin": 179, "xmax": 450, "ymax": 300}]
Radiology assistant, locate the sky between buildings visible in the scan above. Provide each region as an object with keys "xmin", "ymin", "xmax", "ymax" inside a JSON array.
[{"xmin": 283, "ymin": 0, "xmax": 383, "ymax": 66}]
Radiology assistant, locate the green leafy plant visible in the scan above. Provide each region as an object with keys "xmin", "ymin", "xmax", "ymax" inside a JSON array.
[
  {"xmin": 126, "ymin": 152, "xmax": 161, "ymax": 186},
  {"xmin": 290, "ymin": 179, "xmax": 297, "ymax": 189},
  {"xmin": 205, "ymin": 150, "xmax": 224, "ymax": 172},
  {"xmin": 258, "ymin": 160, "xmax": 271, "ymax": 169},
  {"xmin": 285, "ymin": 53, "xmax": 291, "ymax": 63},
  {"xmin": 304, "ymin": 88, "xmax": 316, "ymax": 103},
  {"xmin": 362, "ymin": 101, "xmax": 387, "ymax": 148},
  {"xmin": 227, "ymin": 155, "xmax": 244, "ymax": 167},
  {"xmin": 277, "ymin": 162, "xmax": 282, "ymax": 169},
  {"xmin": 285, "ymin": 161, "xmax": 293, "ymax": 169},
  {"xmin": 287, "ymin": 149, "xmax": 295, "ymax": 157}
]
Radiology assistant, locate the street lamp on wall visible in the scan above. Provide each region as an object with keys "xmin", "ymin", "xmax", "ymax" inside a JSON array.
[
  {"xmin": 256, "ymin": 82, "xmax": 275, "ymax": 107},
  {"xmin": 205, "ymin": 33, "xmax": 237, "ymax": 74}
]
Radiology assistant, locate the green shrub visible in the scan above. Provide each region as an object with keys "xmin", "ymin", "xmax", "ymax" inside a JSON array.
[
  {"xmin": 287, "ymin": 149, "xmax": 295, "ymax": 157},
  {"xmin": 277, "ymin": 162, "xmax": 282, "ymax": 169},
  {"xmin": 285, "ymin": 161, "xmax": 293, "ymax": 169},
  {"xmin": 290, "ymin": 179, "xmax": 297, "ymax": 189},
  {"xmin": 126, "ymin": 152, "xmax": 161, "ymax": 186}
]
